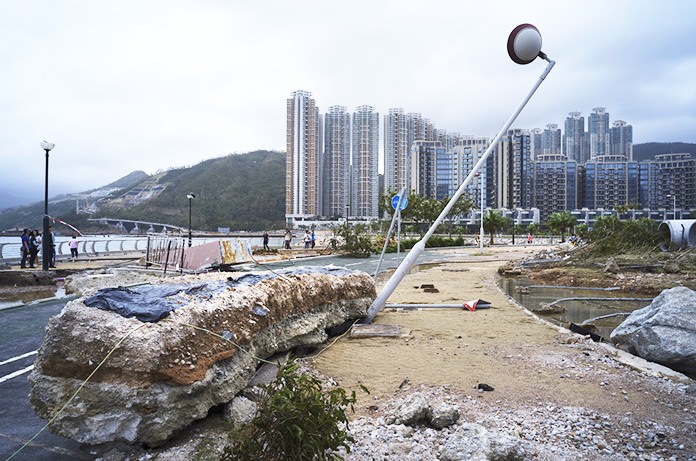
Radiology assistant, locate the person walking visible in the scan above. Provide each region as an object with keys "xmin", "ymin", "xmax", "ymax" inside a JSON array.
[
  {"xmin": 47, "ymin": 226, "xmax": 56, "ymax": 268},
  {"xmin": 20, "ymin": 228, "xmax": 30, "ymax": 268},
  {"xmin": 310, "ymin": 229, "xmax": 316, "ymax": 249},
  {"xmin": 303, "ymin": 230, "xmax": 311, "ymax": 249},
  {"xmin": 262, "ymin": 231, "xmax": 270, "ymax": 251},
  {"xmin": 69, "ymin": 235, "xmax": 79, "ymax": 260},
  {"xmin": 284, "ymin": 229, "xmax": 292, "ymax": 250}
]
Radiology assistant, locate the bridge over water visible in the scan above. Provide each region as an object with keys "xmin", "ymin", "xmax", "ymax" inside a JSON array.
[{"xmin": 87, "ymin": 218, "xmax": 186, "ymax": 234}]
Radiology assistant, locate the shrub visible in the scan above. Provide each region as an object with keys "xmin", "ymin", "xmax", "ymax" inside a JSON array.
[{"xmin": 222, "ymin": 360, "xmax": 367, "ymax": 461}]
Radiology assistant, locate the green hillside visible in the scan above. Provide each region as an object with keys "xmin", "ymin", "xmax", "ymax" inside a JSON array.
[
  {"xmin": 0, "ymin": 150, "xmax": 287, "ymax": 234},
  {"xmin": 105, "ymin": 150, "xmax": 286, "ymax": 231}
]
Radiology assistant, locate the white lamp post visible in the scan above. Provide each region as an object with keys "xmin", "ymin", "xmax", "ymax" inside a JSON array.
[
  {"xmin": 667, "ymin": 194, "xmax": 677, "ymax": 220},
  {"xmin": 40, "ymin": 141, "xmax": 55, "ymax": 271},
  {"xmin": 475, "ymin": 172, "xmax": 484, "ymax": 254},
  {"xmin": 187, "ymin": 193, "xmax": 195, "ymax": 247},
  {"xmin": 365, "ymin": 24, "xmax": 555, "ymax": 323}
]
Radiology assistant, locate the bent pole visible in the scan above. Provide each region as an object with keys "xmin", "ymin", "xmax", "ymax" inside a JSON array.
[
  {"xmin": 365, "ymin": 57, "xmax": 556, "ymax": 323},
  {"xmin": 374, "ymin": 187, "xmax": 406, "ymax": 279}
]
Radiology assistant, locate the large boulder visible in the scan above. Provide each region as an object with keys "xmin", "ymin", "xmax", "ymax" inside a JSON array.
[
  {"xmin": 29, "ymin": 266, "xmax": 375, "ymax": 446},
  {"xmin": 610, "ymin": 286, "xmax": 696, "ymax": 375}
]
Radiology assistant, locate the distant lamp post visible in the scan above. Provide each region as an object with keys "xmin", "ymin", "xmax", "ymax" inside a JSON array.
[
  {"xmin": 475, "ymin": 172, "xmax": 484, "ymax": 254},
  {"xmin": 667, "ymin": 194, "xmax": 677, "ymax": 220},
  {"xmin": 186, "ymin": 193, "xmax": 196, "ymax": 247},
  {"xmin": 40, "ymin": 141, "xmax": 55, "ymax": 271},
  {"xmin": 345, "ymin": 204, "xmax": 350, "ymax": 227}
]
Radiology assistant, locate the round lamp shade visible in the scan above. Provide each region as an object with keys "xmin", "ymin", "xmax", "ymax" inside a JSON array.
[{"xmin": 507, "ymin": 24, "xmax": 542, "ymax": 65}]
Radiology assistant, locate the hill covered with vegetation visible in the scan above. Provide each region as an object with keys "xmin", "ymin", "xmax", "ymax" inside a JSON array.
[{"xmin": 0, "ymin": 150, "xmax": 286, "ymax": 234}]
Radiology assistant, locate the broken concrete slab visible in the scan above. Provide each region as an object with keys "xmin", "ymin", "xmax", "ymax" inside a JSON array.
[{"xmin": 28, "ymin": 266, "xmax": 375, "ymax": 447}]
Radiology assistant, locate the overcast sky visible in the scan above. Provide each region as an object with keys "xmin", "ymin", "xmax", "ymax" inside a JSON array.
[{"xmin": 2, "ymin": 0, "xmax": 695, "ymax": 204}]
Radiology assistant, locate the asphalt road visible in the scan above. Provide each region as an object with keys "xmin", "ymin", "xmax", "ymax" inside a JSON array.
[{"xmin": 0, "ymin": 248, "xmax": 454, "ymax": 460}]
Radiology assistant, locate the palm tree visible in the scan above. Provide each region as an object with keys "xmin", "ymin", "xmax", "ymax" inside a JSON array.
[
  {"xmin": 546, "ymin": 211, "xmax": 576, "ymax": 243},
  {"xmin": 483, "ymin": 210, "xmax": 510, "ymax": 245}
]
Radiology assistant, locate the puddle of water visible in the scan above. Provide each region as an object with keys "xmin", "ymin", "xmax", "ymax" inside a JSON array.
[
  {"xmin": 501, "ymin": 277, "xmax": 651, "ymax": 341},
  {"xmin": 0, "ymin": 281, "xmax": 66, "ymax": 308}
]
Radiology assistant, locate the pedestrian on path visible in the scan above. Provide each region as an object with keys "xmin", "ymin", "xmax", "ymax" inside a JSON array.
[
  {"xmin": 262, "ymin": 231, "xmax": 270, "ymax": 251},
  {"xmin": 69, "ymin": 235, "xmax": 79, "ymax": 260},
  {"xmin": 29, "ymin": 230, "xmax": 40, "ymax": 268},
  {"xmin": 20, "ymin": 228, "xmax": 30, "ymax": 268},
  {"xmin": 284, "ymin": 229, "xmax": 292, "ymax": 249}
]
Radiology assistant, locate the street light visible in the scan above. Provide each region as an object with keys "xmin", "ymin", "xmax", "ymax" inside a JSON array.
[
  {"xmin": 475, "ymin": 172, "xmax": 484, "ymax": 254},
  {"xmin": 40, "ymin": 141, "xmax": 55, "ymax": 271},
  {"xmin": 366, "ymin": 23, "xmax": 555, "ymax": 323},
  {"xmin": 187, "ymin": 193, "xmax": 195, "ymax": 247},
  {"xmin": 667, "ymin": 194, "xmax": 677, "ymax": 220},
  {"xmin": 345, "ymin": 203, "xmax": 350, "ymax": 227}
]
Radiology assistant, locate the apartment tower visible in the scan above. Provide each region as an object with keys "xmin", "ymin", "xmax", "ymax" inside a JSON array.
[
  {"xmin": 351, "ymin": 105, "xmax": 380, "ymax": 219},
  {"xmin": 286, "ymin": 90, "xmax": 320, "ymax": 224}
]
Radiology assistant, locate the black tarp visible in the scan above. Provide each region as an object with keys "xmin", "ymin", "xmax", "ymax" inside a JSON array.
[{"xmin": 84, "ymin": 266, "xmax": 355, "ymax": 322}]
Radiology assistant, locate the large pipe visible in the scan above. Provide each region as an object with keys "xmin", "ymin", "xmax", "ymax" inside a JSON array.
[{"xmin": 658, "ymin": 220, "xmax": 696, "ymax": 251}]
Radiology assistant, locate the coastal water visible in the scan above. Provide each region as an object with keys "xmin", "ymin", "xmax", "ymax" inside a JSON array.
[{"xmin": 500, "ymin": 276, "xmax": 652, "ymax": 341}]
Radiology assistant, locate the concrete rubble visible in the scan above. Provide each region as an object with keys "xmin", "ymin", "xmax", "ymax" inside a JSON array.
[{"xmin": 28, "ymin": 266, "xmax": 375, "ymax": 446}]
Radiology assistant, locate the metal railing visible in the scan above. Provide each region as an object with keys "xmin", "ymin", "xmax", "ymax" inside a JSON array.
[{"xmin": 0, "ymin": 237, "xmax": 151, "ymax": 263}]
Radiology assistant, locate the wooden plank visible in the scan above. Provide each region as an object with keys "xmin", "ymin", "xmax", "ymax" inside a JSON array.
[{"xmin": 349, "ymin": 324, "xmax": 401, "ymax": 338}]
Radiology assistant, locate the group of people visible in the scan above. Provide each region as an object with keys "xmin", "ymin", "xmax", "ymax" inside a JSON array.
[
  {"xmin": 19, "ymin": 227, "xmax": 80, "ymax": 269},
  {"xmin": 280, "ymin": 229, "xmax": 316, "ymax": 250}
]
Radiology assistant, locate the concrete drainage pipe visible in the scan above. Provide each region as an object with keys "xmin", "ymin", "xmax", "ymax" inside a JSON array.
[{"xmin": 658, "ymin": 220, "xmax": 696, "ymax": 251}]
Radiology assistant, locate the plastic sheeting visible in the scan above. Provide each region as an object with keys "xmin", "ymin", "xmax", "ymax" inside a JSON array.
[{"xmin": 84, "ymin": 265, "xmax": 355, "ymax": 322}]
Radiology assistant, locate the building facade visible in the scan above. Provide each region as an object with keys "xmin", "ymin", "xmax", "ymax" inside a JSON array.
[
  {"xmin": 610, "ymin": 120, "xmax": 633, "ymax": 159},
  {"xmin": 563, "ymin": 112, "xmax": 587, "ymax": 163},
  {"xmin": 351, "ymin": 105, "xmax": 380, "ymax": 219},
  {"xmin": 384, "ymin": 108, "xmax": 410, "ymax": 195},
  {"xmin": 495, "ymin": 129, "xmax": 533, "ymax": 210},
  {"xmin": 581, "ymin": 155, "xmax": 639, "ymax": 210},
  {"xmin": 323, "ymin": 105, "xmax": 351, "ymax": 219},
  {"xmin": 532, "ymin": 154, "xmax": 578, "ymax": 219},
  {"xmin": 286, "ymin": 90, "xmax": 321, "ymax": 224},
  {"xmin": 588, "ymin": 107, "xmax": 610, "ymax": 159}
]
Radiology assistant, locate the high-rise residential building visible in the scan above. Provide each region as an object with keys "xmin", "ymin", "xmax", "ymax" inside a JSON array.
[
  {"xmin": 351, "ymin": 105, "xmax": 380, "ymax": 219},
  {"xmin": 639, "ymin": 153, "xmax": 695, "ymax": 213},
  {"xmin": 286, "ymin": 90, "xmax": 320, "ymax": 225},
  {"xmin": 323, "ymin": 105, "xmax": 351, "ymax": 219},
  {"xmin": 588, "ymin": 107, "xmax": 610, "ymax": 158},
  {"xmin": 542, "ymin": 124, "xmax": 562, "ymax": 156},
  {"xmin": 384, "ymin": 108, "xmax": 410, "ymax": 194},
  {"xmin": 451, "ymin": 136, "xmax": 490, "ymax": 208},
  {"xmin": 532, "ymin": 154, "xmax": 578, "ymax": 220},
  {"xmin": 494, "ymin": 129, "xmax": 533, "ymax": 209},
  {"xmin": 563, "ymin": 112, "xmax": 586, "ymax": 163},
  {"xmin": 411, "ymin": 140, "xmax": 449, "ymax": 199},
  {"xmin": 610, "ymin": 120, "xmax": 633, "ymax": 159},
  {"xmin": 530, "ymin": 128, "xmax": 543, "ymax": 160},
  {"xmin": 580, "ymin": 154, "xmax": 639, "ymax": 210}
]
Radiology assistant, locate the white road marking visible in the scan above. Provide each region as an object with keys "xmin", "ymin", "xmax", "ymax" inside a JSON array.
[
  {"xmin": 0, "ymin": 350, "xmax": 38, "ymax": 366},
  {"xmin": 0, "ymin": 365, "xmax": 34, "ymax": 384}
]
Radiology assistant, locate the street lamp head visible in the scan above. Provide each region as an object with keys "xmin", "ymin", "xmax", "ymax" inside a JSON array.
[
  {"xmin": 507, "ymin": 24, "xmax": 545, "ymax": 64},
  {"xmin": 40, "ymin": 140, "xmax": 55, "ymax": 151},
  {"xmin": 187, "ymin": 193, "xmax": 196, "ymax": 200}
]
